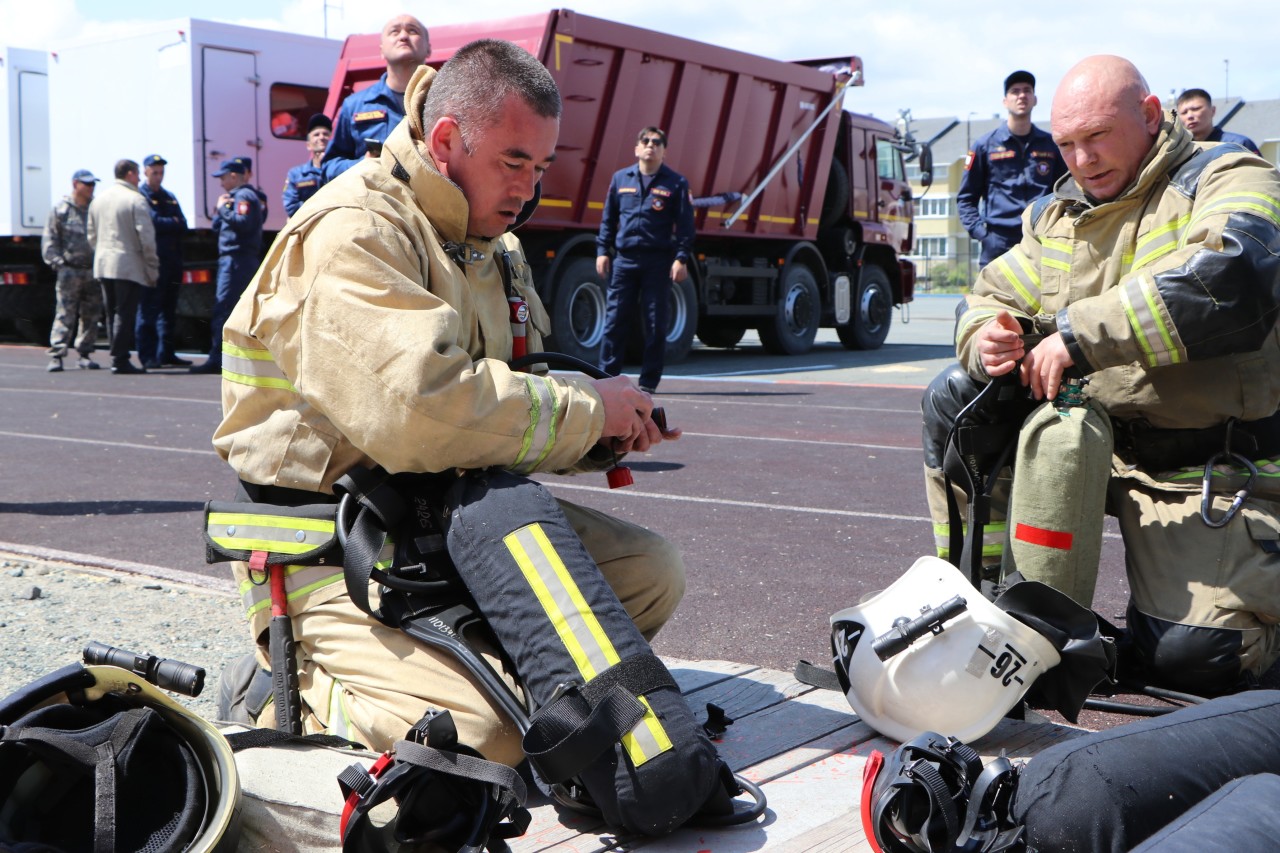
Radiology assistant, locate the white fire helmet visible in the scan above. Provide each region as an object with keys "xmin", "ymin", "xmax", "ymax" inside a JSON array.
[{"xmin": 831, "ymin": 556, "xmax": 1060, "ymax": 743}]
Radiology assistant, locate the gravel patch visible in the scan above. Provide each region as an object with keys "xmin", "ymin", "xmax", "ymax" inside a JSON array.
[{"xmin": 0, "ymin": 553, "xmax": 252, "ymax": 722}]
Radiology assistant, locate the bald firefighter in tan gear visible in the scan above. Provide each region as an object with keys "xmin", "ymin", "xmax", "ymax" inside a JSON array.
[
  {"xmin": 921, "ymin": 55, "xmax": 1280, "ymax": 695},
  {"xmin": 211, "ymin": 41, "xmax": 684, "ymax": 763}
]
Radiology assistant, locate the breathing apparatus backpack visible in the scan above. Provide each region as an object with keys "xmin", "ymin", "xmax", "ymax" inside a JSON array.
[
  {"xmin": 333, "ymin": 463, "xmax": 764, "ymax": 837},
  {"xmin": 861, "ymin": 689, "xmax": 1280, "ymax": 853},
  {"xmin": 0, "ymin": 647, "xmax": 241, "ymax": 853}
]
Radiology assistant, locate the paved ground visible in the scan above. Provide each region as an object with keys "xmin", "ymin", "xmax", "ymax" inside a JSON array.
[{"xmin": 0, "ymin": 295, "xmax": 1138, "ymax": 684}]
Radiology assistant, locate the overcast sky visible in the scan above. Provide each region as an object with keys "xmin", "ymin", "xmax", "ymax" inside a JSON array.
[{"xmin": 7, "ymin": 0, "xmax": 1278, "ymax": 125}]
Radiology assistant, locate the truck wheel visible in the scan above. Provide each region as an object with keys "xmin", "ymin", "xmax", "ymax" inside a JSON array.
[
  {"xmin": 697, "ymin": 320, "xmax": 745, "ymax": 349},
  {"xmin": 836, "ymin": 264, "xmax": 893, "ymax": 350},
  {"xmin": 759, "ymin": 263, "xmax": 820, "ymax": 355},
  {"xmin": 548, "ymin": 257, "xmax": 608, "ymax": 364},
  {"xmin": 664, "ymin": 274, "xmax": 697, "ymax": 364}
]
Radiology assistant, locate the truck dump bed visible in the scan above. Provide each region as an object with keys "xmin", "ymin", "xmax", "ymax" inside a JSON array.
[{"xmin": 330, "ymin": 9, "xmax": 847, "ymax": 242}]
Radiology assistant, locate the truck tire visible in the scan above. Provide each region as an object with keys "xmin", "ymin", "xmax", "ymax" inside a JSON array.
[
  {"xmin": 697, "ymin": 320, "xmax": 745, "ymax": 349},
  {"xmin": 758, "ymin": 263, "xmax": 820, "ymax": 355},
  {"xmin": 663, "ymin": 274, "xmax": 697, "ymax": 364},
  {"xmin": 819, "ymin": 160, "xmax": 850, "ymax": 231},
  {"xmin": 548, "ymin": 256, "xmax": 608, "ymax": 364},
  {"xmin": 836, "ymin": 264, "xmax": 893, "ymax": 350}
]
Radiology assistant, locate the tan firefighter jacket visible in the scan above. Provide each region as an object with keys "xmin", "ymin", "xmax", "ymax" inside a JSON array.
[
  {"xmin": 956, "ymin": 119, "xmax": 1280, "ymax": 497},
  {"xmin": 214, "ymin": 65, "xmax": 606, "ymax": 493},
  {"xmin": 213, "ymin": 67, "xmax": 610, "ymax": 628}
]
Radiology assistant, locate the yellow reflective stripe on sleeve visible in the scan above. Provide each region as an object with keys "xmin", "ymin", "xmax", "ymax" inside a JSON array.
[
  {"xmin": 932, "ymin": 522, "xmax": 1005, "ymax": 560},
  {"xmin": 1185, "ymin": 192, "xmax": 1280, "ymax": 241},
  {"xmin": 993, "ymin": 248, "xmax": 1043, "ymax": 314},
  {"xmin": 1120, "ymin": 274, "xmax": 1181, "ymax": 367},
  {"xmin": 512, "ymin": 375, "xmax": 560, "ymax": 475},
  {"xmin": 222, "ymin": 342, "xmax": 297, "ymax": 393},
  {"xmin": 1038, "ymin": 238, "xmax": 1072, "ymax": 273},
  {"xmin": 1132, "ymin": 214, "xmax": 1190, "ymax": 270},
  {"xmin": 504, "ymin": 523, "xmax": 672, "ymax": 766},
  {"xmin": 956, "ymin": 307, "xmax": 1000, "ymax": 342}
]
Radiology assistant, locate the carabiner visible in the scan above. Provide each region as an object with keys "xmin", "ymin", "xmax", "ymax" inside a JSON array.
[{"xmin": 1201, "ymin": 449, "xmax": 1258, "ymax": 528}]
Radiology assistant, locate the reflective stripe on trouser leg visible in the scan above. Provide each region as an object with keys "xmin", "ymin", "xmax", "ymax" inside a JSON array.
[
  {"xmin": 504, "ymin": 523, "xmax": 673, "ymax": 766},
  {"xmin": 923, "ymin": 463, "xmax": 1008, "ymax": 565}
]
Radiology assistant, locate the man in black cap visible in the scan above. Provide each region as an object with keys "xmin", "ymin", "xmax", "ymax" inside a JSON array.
[
  {"xmin": 137, "ymin": 154, "xmax": 190, "ymax": 368},
  {"xmin": 957, "ymin": 70, "xmax": 1067, "ymax": 268},
  {"xmin": 231, "ymin": 156, "xmax": 270, "ymax": 221},
  {"xmin": 282, "ymin": 113, "xmax": 332, "ymax": 217},
  {"xmin": 190, "ymin": 158, "xmax": 263, "ymax": 374}
]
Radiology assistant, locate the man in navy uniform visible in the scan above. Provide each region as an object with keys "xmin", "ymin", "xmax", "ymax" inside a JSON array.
[
  {"xmin": 191, "ymin": 159, "xmax": 263, "ymax": 374},
  {"xmin": 322, "ymin": 13, "xmax": 430, "ymax": 180},
  {"xmin": 283, "ymin": 113, "xmax": 332, "ymax": 217},
  {"xmin": 1175, "ymin": 88, "xmax": 1261, "ymax": 155},
  {"xmin": 232, "ymin": 156, "xmax": 270, "ymax": 221},
  {"xmin": 596, "ymin": 126, "xmax": 695, "ymax": 393},
  {"xmin": 136, "ymin": 154, "xmax": 190, "ymax": 368},
  {"xmin": 958, "ymin": 70, "xmax": 1067, "ymax": 268}
]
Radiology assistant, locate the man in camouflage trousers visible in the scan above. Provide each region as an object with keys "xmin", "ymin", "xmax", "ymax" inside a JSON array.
[{"xmin": 42, "ymin": 169, "xmax": 104, "ymax": 372}]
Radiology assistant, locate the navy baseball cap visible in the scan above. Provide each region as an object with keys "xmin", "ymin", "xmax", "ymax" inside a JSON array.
[
  {"xmin": 233, "ymin": 156, "xmax": 253, "ymax": 171},
  {"xmin": 72, "ymin": 169, "xmax": 99, "ymax": 184},
  {"xmin": 307, "ymin": 113, "xmax": 333, "ymax": 134},
  {"xmin": 211, "ymin": 159, "xmax": 247, "ymax": 177},
  {"xmin": 1004, "ymin": 70, "xmax": 1035, "ymax": 93},
  {"xmin": 143, "ymin": 154, "xmax": 167, "ymax": 167}
]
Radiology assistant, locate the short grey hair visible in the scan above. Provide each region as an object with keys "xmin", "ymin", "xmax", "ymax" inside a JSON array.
[{"xmin": 422, "ymin": 39, "xmax": 561, "ymax": 148}]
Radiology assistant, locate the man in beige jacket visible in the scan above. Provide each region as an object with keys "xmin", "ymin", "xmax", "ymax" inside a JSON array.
[
  {"xmin": 88, "ymin": 159, "xmax": 158, "ymax": 374},
  {"xmin": 214, "ymin": 41, "xmax": 683, "ymax": 762}
]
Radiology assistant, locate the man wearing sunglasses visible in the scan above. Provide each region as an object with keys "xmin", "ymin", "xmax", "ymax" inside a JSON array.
[{"xmin": 596, "ymin": 127, "xmax": 696, "ymax": 393}]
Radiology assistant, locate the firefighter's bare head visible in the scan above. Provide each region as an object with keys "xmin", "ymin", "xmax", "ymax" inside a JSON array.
[
  {"xmin": 380, "ymin": 14, "xmax": 430, "ymax": 70},
  {"xmin": 424, "ymin": 39, "xmax": 562, "ymax": 238},
  {"xmin": 1051, "ymin": 55, "xmax": 1162, "ymax": 203}
]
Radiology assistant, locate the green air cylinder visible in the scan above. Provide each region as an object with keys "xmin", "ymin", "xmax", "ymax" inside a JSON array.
[{"xmin": 1002, "ymin": 385, "xmax": 1113, "ymax": 607}]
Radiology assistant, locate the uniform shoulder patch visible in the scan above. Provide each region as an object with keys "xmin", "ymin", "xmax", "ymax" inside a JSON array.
[
  {"xmin": 237, "ymin": 201, "xmax": 251, "ymax": 216},
  {"xmin": 964, "ymin": 151, "xmax": 975, "ymax": 171}
]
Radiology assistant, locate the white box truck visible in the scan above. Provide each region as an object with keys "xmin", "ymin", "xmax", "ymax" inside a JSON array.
[{"xmin": 1, "ymin": 20, "xmax": 339, "ymax": 344}]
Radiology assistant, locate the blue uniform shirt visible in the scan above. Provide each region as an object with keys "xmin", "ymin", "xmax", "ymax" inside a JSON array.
[
  {"xmin": 214, "ymin": 184, "xmax": 264, "ymax": 256},
  {"xmin": 139, "ymin": 183, "xmax": 186, "ymax": 260},
  {"xmin": 1205, "ymin": 127, "xmax": 1261, "ymax": 155},
  {"xmin": 322, "ymin": 73, "xmax": 406, "ymax": 181},
  {"xmin": 596, "ymin": 163, "xmax": 695, "ymax": 261},
  {"xmin": 282, "ymin": 160, "xmax": 325, "ymax": 217},
  {"xmin": 957, "ymin": 123, "xmax": 1067, "ymax": 238}
]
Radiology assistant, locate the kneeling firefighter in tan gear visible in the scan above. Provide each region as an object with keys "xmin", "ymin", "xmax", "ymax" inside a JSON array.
[
  {"xmin": 921, "ymin": 55, "xmax": 1280, "ymax": 696},
  {"xmin": 208, "ymin": 40, "xmax": 689, "ymax": 774}
]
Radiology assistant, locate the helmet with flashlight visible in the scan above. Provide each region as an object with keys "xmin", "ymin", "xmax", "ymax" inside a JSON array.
[
  {"xmin": 0, "ymin": 659, "xmax": 241, "ymax": 852},
  {"xmin": 830, "ymin": 556, "xmax": 1062, "ymax": 743}
]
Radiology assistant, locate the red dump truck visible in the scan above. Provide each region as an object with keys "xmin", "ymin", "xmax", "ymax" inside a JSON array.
[{"xmin": 329, "ymin": 9, "xmax": 929, "ymax": 362}]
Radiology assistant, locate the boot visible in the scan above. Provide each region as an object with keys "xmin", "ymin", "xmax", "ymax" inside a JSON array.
[{"xmin": 46, "ymin": 356, "xmax": 63, "ymax": 373}]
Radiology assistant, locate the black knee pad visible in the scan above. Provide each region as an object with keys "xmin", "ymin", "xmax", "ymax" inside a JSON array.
[
  {"xmin": 921, "ymin": 363, "xmax": 987, "ymax": 468},
  {"xmin": 1127, "ymin": 602, "xmax": 1244, "ymax": 695}
]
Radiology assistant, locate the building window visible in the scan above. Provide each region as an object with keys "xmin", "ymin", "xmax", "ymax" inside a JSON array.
[
  {"xmin": 914, "ymin": 196, "xmax": 951, "ymax": 218},
  {"xmin": 269, "ymin": 83, "xmax": 329, "ymax": 140},
  {"xmin": 915, "ymin": 236, "xmax": 949, "ymax": 258},
  {"xmin": 907, "ymin": 162, "xmax": 949, "ymax": 181}
]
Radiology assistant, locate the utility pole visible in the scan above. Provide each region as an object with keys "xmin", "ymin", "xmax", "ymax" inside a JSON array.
[
  {"xmin": 324, "ymin": 0, "xmax": 343, "ymax": 39},
  {"xmin": 1224, "ymin": 59, "xmax": 1229, "ymax": 101}
]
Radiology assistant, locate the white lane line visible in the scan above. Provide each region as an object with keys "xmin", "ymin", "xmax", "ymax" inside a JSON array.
[
  {"xmin": 0, "ymin": 431, "xmax": 216, "ymax": 455},
  {"xmin": 0, "ymin": 387, "xmax": 218, "ymax": 405},
  {"xmin": 683, "ymin": 431, "xmax": 918, "ymax": 451},
  {"xmin": 543, "ymin": 480, "xmax": 929, "ymax": 523},
  {"xmin": 659, "ymin": 397, "xmax": 919, "ymax": 415}
]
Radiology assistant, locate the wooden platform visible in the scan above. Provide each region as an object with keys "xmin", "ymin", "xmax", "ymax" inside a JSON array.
[{"xmin": 507, "ymin": 658, "xmax": 1086, "ymax": 852}]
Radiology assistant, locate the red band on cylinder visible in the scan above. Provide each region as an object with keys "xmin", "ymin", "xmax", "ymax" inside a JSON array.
[{"xmin": 1015, "ymin": 523, "xmax": 1074, "ymax": 550}]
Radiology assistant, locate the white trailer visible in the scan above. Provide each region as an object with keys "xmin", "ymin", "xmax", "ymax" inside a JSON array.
[{"xmin": 0, "ymin": 19, "xmax": 340, "ymax": 342}]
